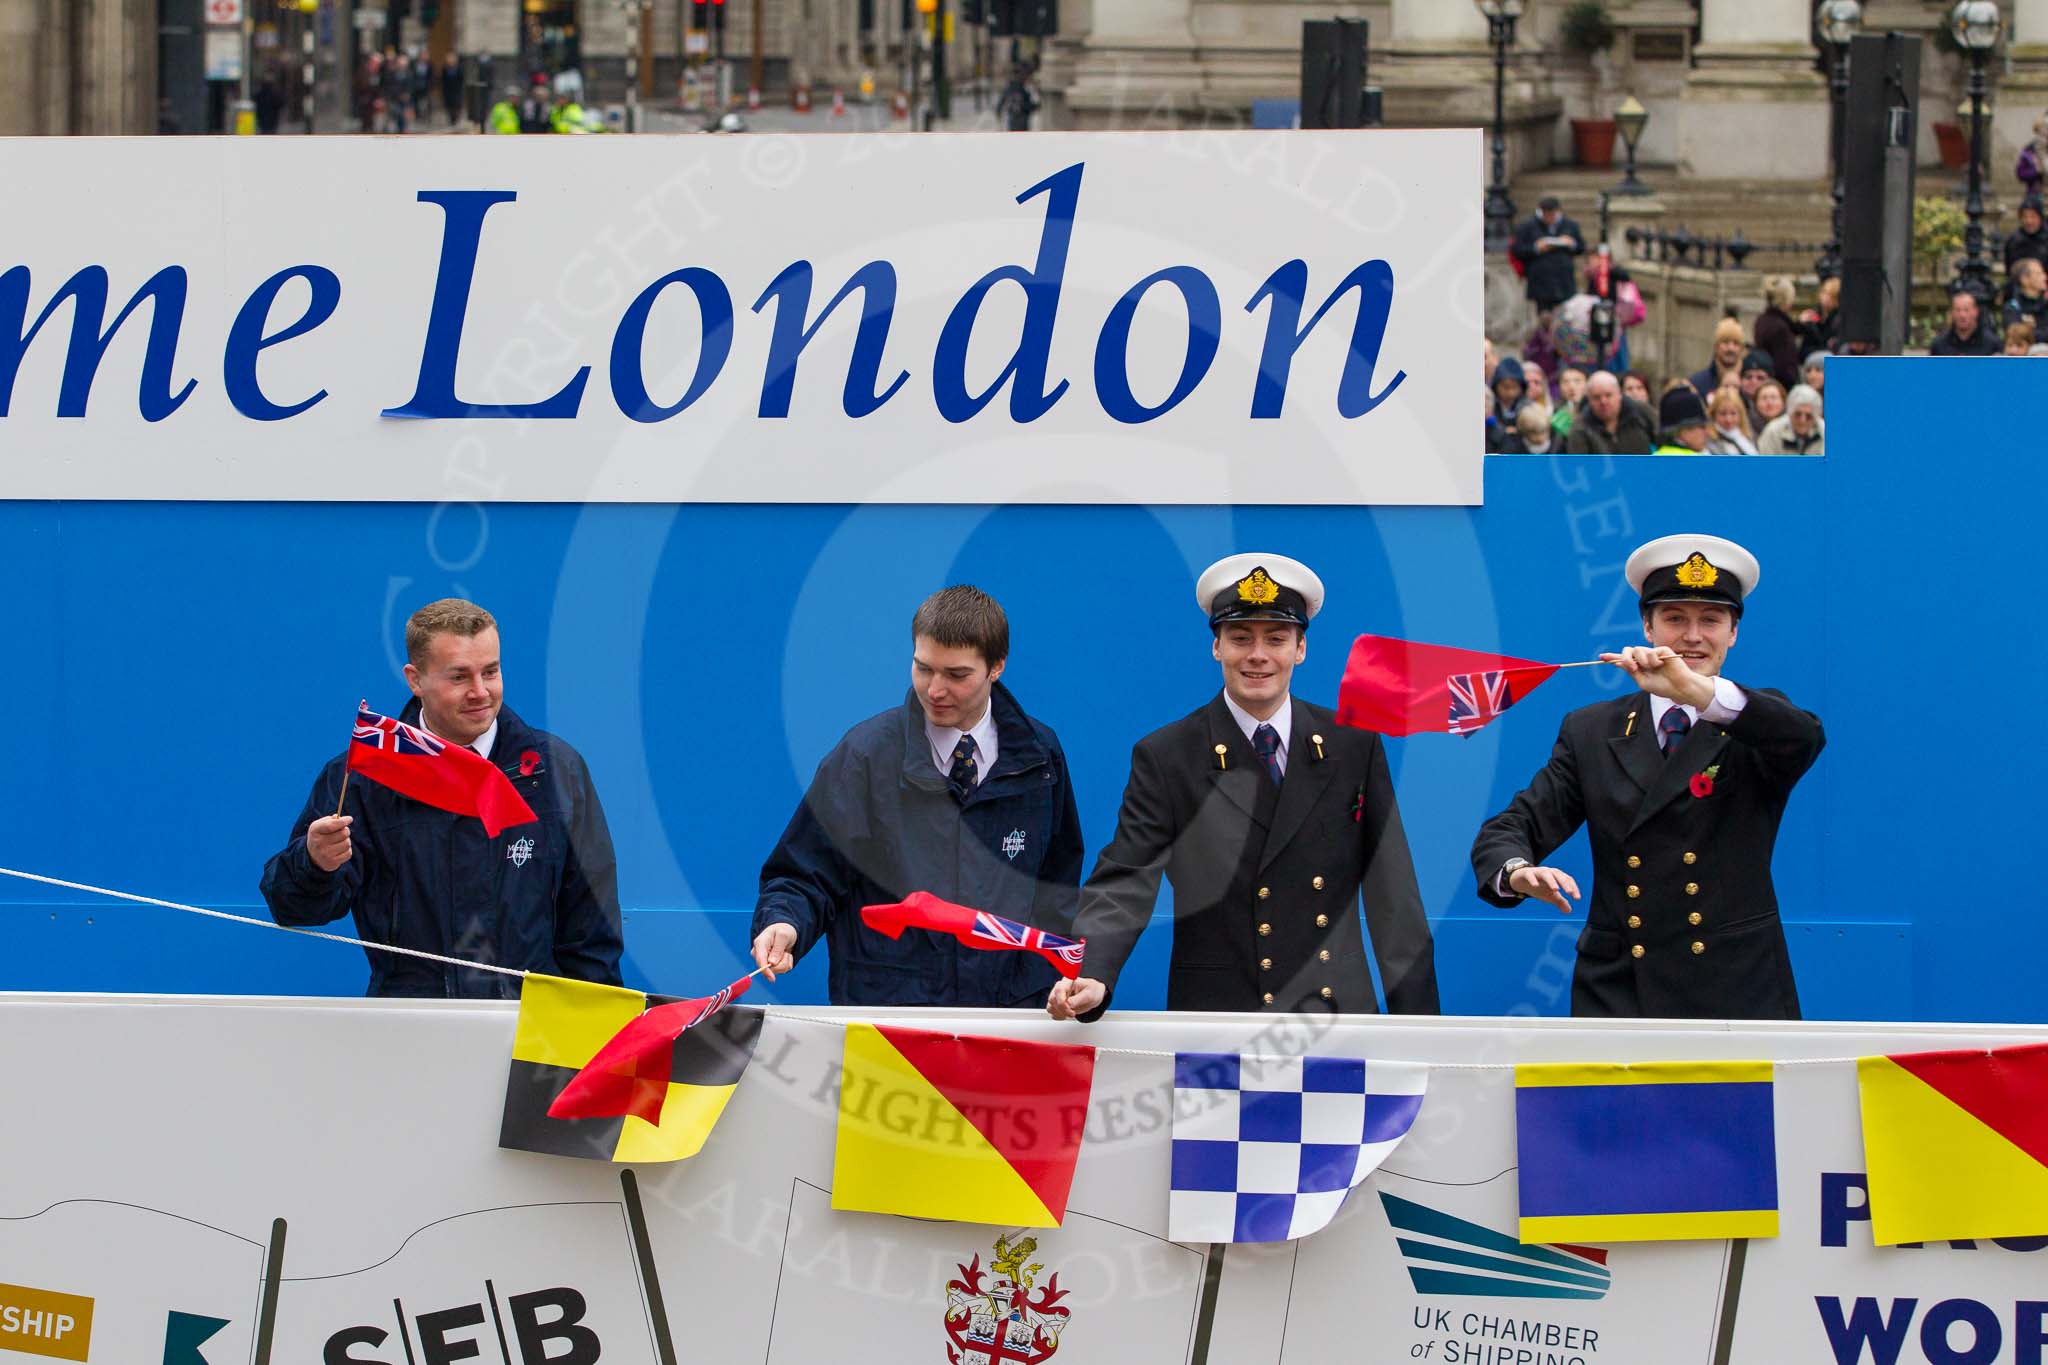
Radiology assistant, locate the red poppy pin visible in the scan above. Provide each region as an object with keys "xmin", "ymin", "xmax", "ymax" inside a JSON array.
[
  {"xmin": 1690, "ymin": 764, "xmax": 1721, "ymax": 799},
  {"xmin": 1351, "ymin": 785, "xmax": 1366, "ymax": 823},
  {"xmin": 519, "ymin": 749, "xmax": 542, "ymax": 777}
]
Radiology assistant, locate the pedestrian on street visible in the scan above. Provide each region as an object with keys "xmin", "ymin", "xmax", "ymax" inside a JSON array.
[
  {"xmin": 1753, "ymin": 277, "xmax": 1804, "ymax": 388},
  {"xmin": 1652, "ymin": 386, "xmax": 1714, "ymax": 455},
  {"xmin": 442, "ymin": 53, "xmax": 464, "ymax": 123},
  {"xmin": 1705, "ymin": 387, "xmax": 1758, "ymax": 455},
  {"xmin": 1510, "ymin": 195, "xmax": 1586, "ymax": 324},
  {"xmin": 1756, "ymin": 384, "xmax": 1824, "ymax": 455},
  {"xmin": 1929, "ymin": 290, "xmax": 2001, "ymax": 356},
  {"xmin": 1561, "ymin": 372, "xmax": 1655, "ymax": 455},
  {"xmin": 998, "ymin": 63, "xmax": 1039, "ymax": 132},
  {"xmin": 1689, "ymin": 317, "xmax": 1747, "ymax": 399},
  {"xmin": 254, "ymin": 69, "xmax": 285, "ymax": 134}
]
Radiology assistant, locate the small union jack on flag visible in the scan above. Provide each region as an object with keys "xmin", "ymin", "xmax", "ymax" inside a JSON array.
[
  {"xmin": 861, "ymin": 892, "xmax": 1088, "ymax": 979},
  {"xmin": 344, "ymin": 701, "xmax": 538, "ymax": 837},
  {"xmin": 1447, "ymin": 671, "xmax": 1516, "ymax": 737}
]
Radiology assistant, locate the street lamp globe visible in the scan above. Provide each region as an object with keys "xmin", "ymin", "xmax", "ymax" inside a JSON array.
[
  {"xmin": 1949, "ymin": 0, "xmax": 2003, "ymax": 51},
  {"xmin": 1817, "ymin": 0, "xmax": 1861, "ymax": 48}
]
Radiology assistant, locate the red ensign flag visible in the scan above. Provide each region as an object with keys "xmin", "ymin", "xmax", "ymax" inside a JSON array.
[
  {"xmin": 1335, "ymin": 635, "xmax": 1560, "ymax": 738},
  {"xmin": 346, "ymin": 702, "xmax": 538, "ymax": 837}
]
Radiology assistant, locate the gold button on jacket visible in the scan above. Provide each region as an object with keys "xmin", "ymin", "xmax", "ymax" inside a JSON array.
[
  {"xmin": 1627, "ymin": 914, "xmax": 1641, "ymax": 929},
  {"xmin": 1626, "ymin": 885, "xmax": 1641, "ymax": 899},
  {"xmin": 1683, "ymin": 851, "xmax": 1697, "ymax": 865},
  {"xmin": 1630, "ymin": 944, "xmax": 1646, "ymax": 959},
  {"xmin": 1626, "ymin": 855, "xmax": 1641, "ymax": 869},
  {"xmin": 1312, "ymin": 876, "xmax": 1325, "ymax": 891},
  {"xmin": 1258, "ymin": 922, "xmax": 1271, "ymax": 936},
  {"xmin": 1688, "ymin": 911, "xmax": 1702, "ymax": 926},
  {"xmin": 1320, "ymin": 986, "xmax": 1333, "ymax": 999},
  {"xmin": 1685, "ymin": 882, "xmax": 1699, "ymax": 896},
  {"xmin": 1691, "ymin": 941, "xmax": 1706, "ymax": 955},
  {"xmin": 1315, "ymin": 914, "xmax": 1329, "ymax": 928}
]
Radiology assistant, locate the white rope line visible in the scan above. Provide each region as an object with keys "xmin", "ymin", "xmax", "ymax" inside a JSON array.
[
  {"xmin": 0, "ymin": 866, "xmax": 528, "ymax": 981},
  {"xmin": 0, "ymin": 866, "xmax": 2030, "ymax": 1070}
]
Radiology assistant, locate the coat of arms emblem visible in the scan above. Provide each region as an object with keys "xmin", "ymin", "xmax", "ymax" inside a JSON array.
[
  {"xmin": 943, "ymin": 1232, "xmax": 1072, "ymax": 1365},
  {"xmin": 505, "ymin": 837, "xmax": 535, "ymax": 868}
]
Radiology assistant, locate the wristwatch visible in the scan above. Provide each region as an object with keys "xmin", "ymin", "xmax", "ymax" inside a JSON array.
[{"xmin": 1500, "ymin": 858, "xmax": 1532, "ymax": 893}]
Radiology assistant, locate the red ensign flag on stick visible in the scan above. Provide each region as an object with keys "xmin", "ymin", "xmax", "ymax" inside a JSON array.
[
  {"xmin": 345, "ymin": 702, "xmax": 538, "ymax": 837},
  {"xmin": 861, "ymin": 892, "xmax": 1087, "ymax": 979},
  {"xmin": 1336, "ymin": 635, "xmax": 1562, "ymax": 738}
]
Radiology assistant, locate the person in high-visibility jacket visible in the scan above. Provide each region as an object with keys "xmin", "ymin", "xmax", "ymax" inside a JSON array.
[
  {"xmin": 487, "ymin": 89, "xmax": 521, "ymax": 134},
  {"xmin": 549, "ymin": 95, "xmax": 588, "ymax": 133}
]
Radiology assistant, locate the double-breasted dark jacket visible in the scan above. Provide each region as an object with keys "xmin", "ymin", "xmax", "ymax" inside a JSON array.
[
  {"xmin": 1471, "ymin": 687, "xmax": 1824, "ymax": 1019},
  {"xmin": 1074, "ymin": 695, "xmax": 1440, "ymax": 1017}
]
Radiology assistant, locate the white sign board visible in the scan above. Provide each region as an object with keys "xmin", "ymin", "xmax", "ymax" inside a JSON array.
[
  {"xmin": 1, "ymin": 996, "xmax": 2045, "ymax": 1365},
  {"xmin": 0, "ymin": 134, "xmax": 1482, "ymax": 504},
  {"xmin": 204, "ymin": 0, "xmax": 243, "ymax": 24},
  {"xmin": 202, "ymin": 30, "xmax": 243, "ymax": 81}
]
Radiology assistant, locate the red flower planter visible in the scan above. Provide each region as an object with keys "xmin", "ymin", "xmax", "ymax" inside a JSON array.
[{"xmin": 1572, "ymin": 118, "xmax": 1618, "ymax": 168}]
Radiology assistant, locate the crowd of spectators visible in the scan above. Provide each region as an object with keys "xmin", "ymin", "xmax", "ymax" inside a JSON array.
[{"xmin": 1490, "ymin": 174, "xmax": 2048, "ymax": 455}]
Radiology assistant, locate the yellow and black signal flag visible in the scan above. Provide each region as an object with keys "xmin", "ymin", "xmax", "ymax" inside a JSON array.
[{"xmin": 500, "ymin": 973, "xmax": 762, "ymax": 1163}]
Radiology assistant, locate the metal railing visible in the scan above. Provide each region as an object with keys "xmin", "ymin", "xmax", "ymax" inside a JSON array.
[{"xmin": 1622, "ymin": 226, "xmax": 1829, "ymax": 273}]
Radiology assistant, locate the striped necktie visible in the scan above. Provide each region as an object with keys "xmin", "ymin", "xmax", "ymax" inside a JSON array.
[{"xmin": 1658, "ymin": 707, "xmax": 1693, "ymax": 756}]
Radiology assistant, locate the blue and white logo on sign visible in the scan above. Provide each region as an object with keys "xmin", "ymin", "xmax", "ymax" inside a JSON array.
[
  {"xmin": 1001, "ymin": 829, "xmax": 1027, "ymax": 860},
  {"xmin": 506, "ymin": 837, "xmax": 534, "ymax": 868},
  {"xmin": 1379, "ymin": 1192, "xmax": 1611, "ymax": 1301}
]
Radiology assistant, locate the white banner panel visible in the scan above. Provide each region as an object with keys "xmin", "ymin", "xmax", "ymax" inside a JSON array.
[
  {"xmin": 8, "ymin": 999, "xmax": 2040, "ymax": 1365},
  {"xmin": 0, "ymin": 132, "xmax": 1481, "ymax": 505}
]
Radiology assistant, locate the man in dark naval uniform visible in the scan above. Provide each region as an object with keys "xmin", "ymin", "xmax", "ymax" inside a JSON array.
[
  {"xmin": 1471, "ymin": 533, "xmax": 1824, "ymax": 1019},
  {"xmin": 1047, "ymin": 554, "xmax": 1439, "ymax": 1020}
]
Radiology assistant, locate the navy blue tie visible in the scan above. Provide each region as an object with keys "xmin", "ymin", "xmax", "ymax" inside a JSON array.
[
  {"xmin": 948, "ymin": 735, "xmax": 979, "ymax": 802},
  {"xmin": 1253, "ymin": 724, "xmax": 1284, "ymax": 784},
  {"xmin": 1659, "ymin": 707, "xmax": 1693, "ymax": 756}
]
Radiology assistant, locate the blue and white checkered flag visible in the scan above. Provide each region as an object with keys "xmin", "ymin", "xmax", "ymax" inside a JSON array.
[{"xmin": 1169, "ymin": 1052, "xmax": 1428, "ymax": 1244}]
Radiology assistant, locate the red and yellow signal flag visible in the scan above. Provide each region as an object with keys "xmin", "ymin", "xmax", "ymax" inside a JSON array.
[
  {"xmin": 1858, "ymin": 1043, "xmax": 2048, "ymax": 1245},
  {"xmin": 832, "ymin": 1024, "xmax": 1096, "ymax": 1228},
  {"xmin": 500, "ymin": 973, "xmax": 761, "ymax": 1163}
]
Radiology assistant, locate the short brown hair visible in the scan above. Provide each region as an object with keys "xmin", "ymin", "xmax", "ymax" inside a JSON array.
[
  {"xmin": 406, "ymin": 598, "xmax": 497, "ymax": 668},
  {"xmin": 911, "ymin": 585, "xmax": 1008, "ymax": 666}
]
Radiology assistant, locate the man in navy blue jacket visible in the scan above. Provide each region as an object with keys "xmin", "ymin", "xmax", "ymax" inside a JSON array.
[
  {"xmin": 751, "ymin": 586, "xmax": 1083, "ymax": 1006},
  {"xmin": 261, "ymin": 599, "xmax": 622, "ymax": 998}
]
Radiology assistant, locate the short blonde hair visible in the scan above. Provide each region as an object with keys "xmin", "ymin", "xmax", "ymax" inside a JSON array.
[
  {"xmin": 1764, "ymin": 276, "xmax": 1797, "ymax": 310},
  {"xmin": 1516, "ymin": 405, "xmax": 1552, "ymax": 441},
  {"xmin": 406, "ymin": 598, "xmax": 497, "ymax": 668}
]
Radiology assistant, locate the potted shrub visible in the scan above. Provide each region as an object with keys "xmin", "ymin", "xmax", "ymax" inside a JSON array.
[{"xmin": 1562, "ymin": 3, "xmax": 1620, "ymax": 167}]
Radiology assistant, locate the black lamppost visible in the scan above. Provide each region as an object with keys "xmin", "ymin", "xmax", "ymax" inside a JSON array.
[
  {"xmin": 1476, "ymin": 0, "xmax": 1524, "ymax": 251},
  {"xmin": 1949, "ymin": 0, "xmax": 2003, "ymax": 302},
  {"xmin": 1815, "ymin": 0, "xmax": 1861, "ymax": 279},
  {"xmin": 1612, "ymin": 94, "xmax": 1650, "ymax": 195}
]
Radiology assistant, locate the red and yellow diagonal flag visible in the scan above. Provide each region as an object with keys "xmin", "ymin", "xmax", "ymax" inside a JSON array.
[
  {"xmin": 1857, "ymin": 1043, "xmax": 2048, "ymax": 1245},
  {"xmin": 832, "ymin": 1024, "xmax": 1096, "ymax": 1228}
]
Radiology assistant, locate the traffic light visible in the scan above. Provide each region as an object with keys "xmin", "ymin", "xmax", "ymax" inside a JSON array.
[
  {"xmin": 712, "ymin": 0, "xmax": 726, "ymax": 34},
  {"xmin": 691, "ymin": 0, "xmax": 707, "ymax": 28}
]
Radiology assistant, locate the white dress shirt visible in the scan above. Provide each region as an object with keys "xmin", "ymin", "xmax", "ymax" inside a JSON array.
[
  {"xmin": 1650, "ymin": 675, "xmax": 1749, "ymax": 736},
  {"xmin": 1223, "ymin": 691, "xmax": 1292, "ymax": 778},
  {"xmin": 420, "ymin": 713, "xmax": 500, "ymax": 762},
  {"xmin": 925, "ymin": 700, "xmax": 999, "ymax": 785}
]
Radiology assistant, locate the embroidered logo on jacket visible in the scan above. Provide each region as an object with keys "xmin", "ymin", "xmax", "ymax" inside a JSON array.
[
  {"xmin": 1001, "ymin": 829, "xmax": 1027, "ymax": 860},
  {"xmin": 506, "ymin": 837, "xmax": 535, "ymax": 868}
]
